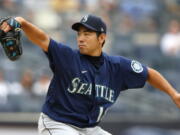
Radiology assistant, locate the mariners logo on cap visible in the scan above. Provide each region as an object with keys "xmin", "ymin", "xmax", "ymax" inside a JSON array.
[
  {"xmin": 101, "ymin": 27, "xmax": 104, "ymax": 32},
  {"xmin": 131, "ymin": 60, "xmax": 143, "ymax": 73},
  {"xmin": 81, "ymin": 15, "xmax": 89, "ymax": 22}
]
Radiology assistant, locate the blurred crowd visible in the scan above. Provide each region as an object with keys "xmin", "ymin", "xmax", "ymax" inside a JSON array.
[
  {"xmin": 0, "ymin": 0, "xmax": 180, "ymax": 117},
  {"xmin": 0, "ymin": 68, "xmax": 50, "ymax": 112}
]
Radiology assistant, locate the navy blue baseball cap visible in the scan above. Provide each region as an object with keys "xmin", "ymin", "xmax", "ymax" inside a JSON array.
[{"xmin": 72, "ymin": 14, "xmax": 107, "ymax": 34}]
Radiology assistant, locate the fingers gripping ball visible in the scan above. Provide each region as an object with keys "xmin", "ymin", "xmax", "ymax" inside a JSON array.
[{"xmin": 0, "ymin": 17, "xmax": 22, "ymax": 61}]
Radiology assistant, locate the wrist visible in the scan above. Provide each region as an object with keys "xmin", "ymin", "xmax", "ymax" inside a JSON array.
[{"xmin": 15, "ymin": 17, "xmax": 25, "ymax": 26}]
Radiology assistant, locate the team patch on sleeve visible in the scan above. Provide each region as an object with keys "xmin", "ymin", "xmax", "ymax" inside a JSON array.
[{"xmin": 131, "ymin": 60, "xmax": 143, "ymax": 73}]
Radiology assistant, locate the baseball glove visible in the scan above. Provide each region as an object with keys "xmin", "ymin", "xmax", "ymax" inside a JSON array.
[{"xmin": 0, "ymin": 17, "xmax": 22, "ymax": 61}]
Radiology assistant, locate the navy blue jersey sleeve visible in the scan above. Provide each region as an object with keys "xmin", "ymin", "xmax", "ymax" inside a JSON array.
[
  {"xmin": 120, "ymin": 57, "xmax": 148, "ymax": 90},
  {"xmin": 44, "ymin": 38, "xmax": 75, "ymax": 72}
]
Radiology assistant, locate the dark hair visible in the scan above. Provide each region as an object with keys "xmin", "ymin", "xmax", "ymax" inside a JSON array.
[{"xmin": 96, "ymin": 32, "xmax": 105, "ymax": 47}]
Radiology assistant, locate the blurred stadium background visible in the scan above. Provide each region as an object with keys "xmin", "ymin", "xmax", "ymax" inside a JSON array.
[{"xmin": 0, "ymin": 0, "xmax": 180, "ymax": 135}]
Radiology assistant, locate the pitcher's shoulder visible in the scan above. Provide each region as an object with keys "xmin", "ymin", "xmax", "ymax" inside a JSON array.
[{"xmin": 104, "ymin": 54, "xmax": 128, "ymax": 64}]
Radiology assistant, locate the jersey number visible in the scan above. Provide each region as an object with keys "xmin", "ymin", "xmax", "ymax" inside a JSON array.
[{"xmin": 96, "ymin": 107, "xmax": 104, "ymax": 122}]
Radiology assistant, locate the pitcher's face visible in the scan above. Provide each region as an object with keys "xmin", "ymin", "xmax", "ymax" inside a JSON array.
[{"xmin": 77, "ymin": 26, "xmax": 103, "ymax": 56}]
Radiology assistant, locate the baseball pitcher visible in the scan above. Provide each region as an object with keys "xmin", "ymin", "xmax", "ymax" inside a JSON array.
[{"xmin": 0, "ymin": 15, "xmax": 180, "ymax": 135}]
